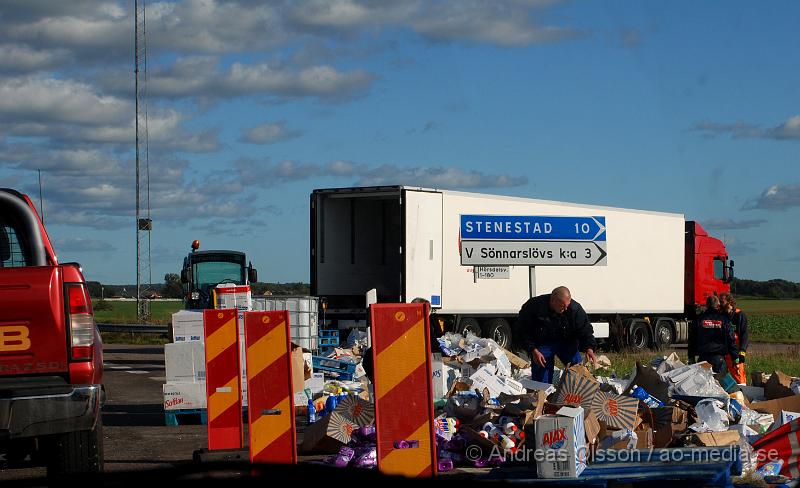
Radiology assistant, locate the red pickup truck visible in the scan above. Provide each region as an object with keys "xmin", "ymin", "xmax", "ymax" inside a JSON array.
[{"xmin": 0, "ymin": 188, "xmax": 103, "ymax": 475}]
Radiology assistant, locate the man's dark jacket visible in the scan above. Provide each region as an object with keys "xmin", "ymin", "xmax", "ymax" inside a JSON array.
[
  {"xmin": 688, "ymin": 309, "xmax": 738, "ymax": 358},
  {"xmin": 514, "ymin": 294, "xmax": 597, "ymax": 353}
]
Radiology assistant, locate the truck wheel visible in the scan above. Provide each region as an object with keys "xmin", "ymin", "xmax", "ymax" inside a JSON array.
[
  {"xmin": 457, "ymin": 318, "xmax": 482, "ymax": 338},
  {"xmin": 46, "ymin": 418, "xmax": 104, "ymax": 477},
  {"xmin": 628, "ymin": 320, "xmax": 650, "ymax": 351},
  {"xmin": 482, "ymin": 319, "xmax": 512, "ymax": 349},
  {"xmin": 654, "ymin": 320, "xmax": 675, "ymax": 349}
]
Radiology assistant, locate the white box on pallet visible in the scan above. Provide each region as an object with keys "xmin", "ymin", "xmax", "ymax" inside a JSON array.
[
  {"xmin": 163, "ymin": 381, "xmax": 206, "ymax": 410},
  {"xmin": 172, "ymin": 310, "xmax": 204, "ymax": 342},
  {"xmin": 214, "ymin": 284, "xmax": 252, "ymax": 311},
  {"xmin": 165, "ymin": 342, "xmax": 206, "ymax": 382},
  {"xmin": 534, "ymin": 406, "xmax": 587, "ymax": 479}
]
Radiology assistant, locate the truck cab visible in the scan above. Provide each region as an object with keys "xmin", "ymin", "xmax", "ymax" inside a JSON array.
[
  {"xmin": 180, "ymin": 241, "xmax": 257, "ymax": 309},
  {"xmin": 0, "ymin": 188, "xmax": 103, "ymax": 475},
  {"xmin": 685, "ymin": 221, "xmax": 734, "ymax": 313}
]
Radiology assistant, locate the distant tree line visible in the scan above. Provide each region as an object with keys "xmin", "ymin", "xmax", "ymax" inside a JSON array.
[
  {"xmin": 732, "ymin": 278, "xmax": 800, "ymax": 299},
  {"xmin": 87, "ymin": 278, "xmax": 310, "ymax": 299},
  {"xmin": 86, "ymin": 277, "xmax": 798, "ymax": 300}
]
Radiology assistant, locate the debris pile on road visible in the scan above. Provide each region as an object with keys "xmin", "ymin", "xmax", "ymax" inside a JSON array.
[{"xmin": 420, "ymin": 334, "xmax": 800, "ymax": 481}]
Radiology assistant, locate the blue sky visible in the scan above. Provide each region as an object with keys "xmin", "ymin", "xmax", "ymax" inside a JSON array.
[{"xmin": 1, "ymin": 0, "xmax": 798, "ymax": 285}]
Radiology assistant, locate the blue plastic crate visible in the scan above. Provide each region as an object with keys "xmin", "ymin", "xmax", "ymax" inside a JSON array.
[
  {"xmin": 318, "ymin": 329, "xmax": 340, "ymax": 347},
  {"xmin": 312, "ymin": 356, "xmax": 356, "ymax": 380}
]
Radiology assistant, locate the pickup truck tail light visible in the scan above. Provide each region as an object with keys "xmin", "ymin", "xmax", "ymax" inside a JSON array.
[{"xmin": 66, "ymin": 283, "xmax": 95, "ymax": 360}]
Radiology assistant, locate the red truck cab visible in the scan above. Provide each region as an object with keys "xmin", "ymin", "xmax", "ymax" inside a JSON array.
[
  {"xmin": 0, "ymin": 188, "xmax": 103, "ymax": 475},
  {"xmin": 685, "ymin": 221, "xmax": 733, "ymax": 313}
]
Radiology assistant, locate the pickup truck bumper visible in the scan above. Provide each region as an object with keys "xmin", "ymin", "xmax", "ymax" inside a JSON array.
[{"xmin": 0, "ymin": 383, "xmax": 102, "ymax": 440}]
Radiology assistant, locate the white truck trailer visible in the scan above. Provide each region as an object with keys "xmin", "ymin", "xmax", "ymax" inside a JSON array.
[{"xmin": 310, "ymin": 186, "xmax": 733, "ymax": 351}]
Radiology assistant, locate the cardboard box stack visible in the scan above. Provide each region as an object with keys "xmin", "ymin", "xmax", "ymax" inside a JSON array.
[{"xmin": 163, "ymin": 297, "xmax": 314, "ymax": 413}]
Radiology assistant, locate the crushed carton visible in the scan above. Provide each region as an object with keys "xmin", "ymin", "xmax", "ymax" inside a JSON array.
[
  {"xmin": 751, "ymin": 394, "xmax": 800, "ymax": 421},
  {"xmin": 584, "ymin": 410, "xmax": 601, "ymax": 446},
  {"xmin": 591, "ymin": 391, "xmax": 639, "ymax": 431},
  {"xmin": 652, "ymin": 405, "xmax": 688, "ymax": 448},
  {"xmin": 629, "ymin": 362, "xmax": 670, "ymax": 404},
  {"xmin": 739, "ymin": 385, "xmax": 765, "ymax": 403},
  {"xmin": 333, "ymin": 395, "xmax": 375, "ymax": 426},
  {"xmin": 599, "ymin": 428, "xmax": 637, "ymax": 450},
  {"xmin": 554, "ymin": 365, "xmax": 599, "ymax": 411},
  {"xmin": 534, "ymin": 406, "xmax": 587, "ymax": 478},
  {"xmin": 765, "ymin": 371, "xmax": 796, "ymax": 400},
  {"xmin": 470, "ymin": 365, "xmax": 526, "ymax": 398},
  {"xmin": 445, "ymin": 391, "xmax": 482, "ymax": 420},
  {"xmin": 301, "ymin": 412, "xmax": 361, "ymax": 454},
  {"xmin": 596, "ymin": 376, "xmax": 629, "ymax": 395},
  {"xmin": 635, "ymin": 427, "xmax": 654, "ymax": 449},
  {"xmin": 689, "ymin": 431, "xmax": 740, "ymax": 447},
  {"xmin": 751, "ymin": 371, "xmax": 767, "ymax": 388}
]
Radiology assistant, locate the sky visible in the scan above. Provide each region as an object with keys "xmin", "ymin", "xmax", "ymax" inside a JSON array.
[{"xmin": 0, "ymin": 0, "xmax": 798, "ymax": 285}]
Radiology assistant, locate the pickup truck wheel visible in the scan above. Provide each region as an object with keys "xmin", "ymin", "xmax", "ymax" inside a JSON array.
[
  {"xmin": 628, "ymin": 320, "xmax": 650, "ymax": 351},
  {"xmin": 46, "ymin": 418, "xmax": 104, "ymax": 477},
  {"xmin": 482, "ymin": 319, "xmax": 512, "ymax": 349},
  {"xmin": 457, "ymin": 318, "xmax": 482, "ymax": 338}
]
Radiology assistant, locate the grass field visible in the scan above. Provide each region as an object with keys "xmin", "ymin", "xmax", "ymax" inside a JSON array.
[
  {"xmin": 93, "ymin": 300, "xmax": 183, "ymax": 324},
  {"xmin": 736, "ymin": 299, "xmax": 800, "ymax": 344},
  {"xmin": 737, "ymin": 299, "xmax": 800, "ymax": 314},
  {"xmin": 600, "ymin": 349, "xmax": 800, "ymax": 379}
]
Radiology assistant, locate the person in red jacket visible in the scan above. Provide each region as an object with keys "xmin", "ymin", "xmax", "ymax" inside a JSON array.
[{"xmin": 720, "ymin": 292, "xmax": 748, "ymax": 384}]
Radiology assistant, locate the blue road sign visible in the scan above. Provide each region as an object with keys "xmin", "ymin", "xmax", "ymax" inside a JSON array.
[{"xmin": 460, "ymin": 215, "xmax": 606, "ymax": 241}]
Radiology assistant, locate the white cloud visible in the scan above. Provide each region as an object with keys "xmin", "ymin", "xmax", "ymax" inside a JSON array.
[
  {"xmin": 101, "ymin": 57, "xmax": 375, "ymax": 102},
  {"xmin": 223, "ymin": 158, "xmax": 528, "ymax": 189},
  {"xmin": 55, "ymin": 237, "xmax": 117, "ymax": 252},
  {"xmin": 0, "ymin": 44, "xmax": 66, "ymax": 72},
  {"xmin": 241, "ymin": 122, "xmax": 303, "ymax": 144},
  {"xmin": 0, "ymin": 76, "xmax": 128, "ymax": 126},
  {"xmin": 691, "ymin": 116, "xmax": 800, "ymax": 141},
  {"xmin": 743, "ymin": 184, "xmax": 800, "ymax": 211}
]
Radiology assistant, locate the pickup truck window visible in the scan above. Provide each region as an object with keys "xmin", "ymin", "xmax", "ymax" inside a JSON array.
[{"xmin": 0, "ymin": 222, "xmax": 27, "ymax": 267}]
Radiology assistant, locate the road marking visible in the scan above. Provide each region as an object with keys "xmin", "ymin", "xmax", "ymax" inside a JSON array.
[
  {"xmin": 106, "ymin": 365, "xmax": 131, "ymax": 370},
  {"xmin": 126, "ymin": 370, "xmax": 149, "ymax": 374},
  {"xmin": 149, "ymin": 376, "xmax": 166, "ymax": 382}
]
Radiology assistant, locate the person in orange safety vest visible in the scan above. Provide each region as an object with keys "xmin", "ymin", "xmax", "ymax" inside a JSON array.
[{"xmin": 720, "ymin": 292, "xmax": 748, "ymax": 384}]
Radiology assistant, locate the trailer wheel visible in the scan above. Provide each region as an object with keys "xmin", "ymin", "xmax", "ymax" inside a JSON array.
[
  {"xmin": 628, "ymin": 320, "xmax": 650, "ymax": 351},
  {"xmin": 482, "ymin": 319, "xmax": 512, "ymax": 349},
  {"xmin": 457, "ymin": 318, "xmax": 482, "ymax": 338},
  {"xmin": 654, "ymin": 319, "xmax": 675, "ymax": 349}
]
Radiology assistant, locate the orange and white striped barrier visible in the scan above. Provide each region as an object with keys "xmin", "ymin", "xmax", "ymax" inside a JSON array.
[
  {"xmin": 370, "ymin": 303, "xmax": 437, "ymax": 477},
  {"xmin": 243, "ymin": 311, "xmax": 297, "ymax": 464},
  {"xmin": 203, "ymin": 309, "xmax": 243, "ymax": 450}
]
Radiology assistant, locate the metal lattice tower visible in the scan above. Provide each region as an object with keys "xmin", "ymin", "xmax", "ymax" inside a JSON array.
[{"xmin": 135, "ymin": 0, "xmax": 152, "ymax": 321}]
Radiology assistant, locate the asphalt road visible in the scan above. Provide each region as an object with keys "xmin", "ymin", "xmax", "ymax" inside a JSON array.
[{"xmin": 0, "ymin": 344, "xmax": 208, "ymax": 482}]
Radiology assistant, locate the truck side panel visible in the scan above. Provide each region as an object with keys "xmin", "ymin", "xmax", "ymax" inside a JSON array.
[{"xmin": 439, "ymin": 190, "xmax": 685, "ymax": 315}]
